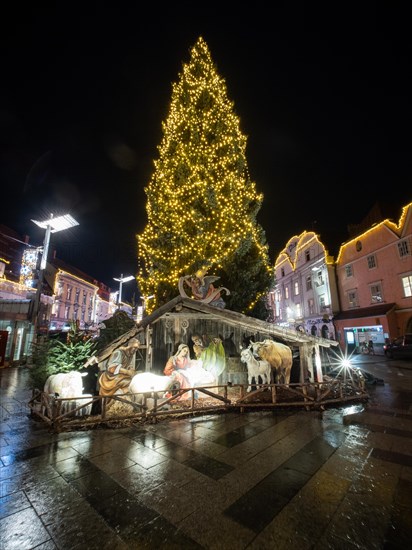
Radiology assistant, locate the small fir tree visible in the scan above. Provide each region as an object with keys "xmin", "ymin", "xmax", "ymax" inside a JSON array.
[
  {"xmin": 29, "ymin": 321, "xmax": 97, "ymax": 390},
  {"xmin": 137, "ymin": 36, "xmax": 273, "ymax": 318}
]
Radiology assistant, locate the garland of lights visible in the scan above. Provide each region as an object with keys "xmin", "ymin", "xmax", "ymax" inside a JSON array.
[
  {"xmin": 19, "ymin": 248, "xmax": 40, "ymax": 287},
  {"xmin": 137, "ymin": 36, "xmax": 271, "ymax": 313}
]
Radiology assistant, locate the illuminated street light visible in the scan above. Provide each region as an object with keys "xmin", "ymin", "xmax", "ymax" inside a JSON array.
[
  {"xmin": 31, "ymin": 213, "xmax": 79, "ymax": 334},
  {"xmin": 113, "ymin": 274, "xmax": 134, "ymax": 309},
  {"xmin": 31, "ymin": 214, "xmax": 79, "ymax": 269}
]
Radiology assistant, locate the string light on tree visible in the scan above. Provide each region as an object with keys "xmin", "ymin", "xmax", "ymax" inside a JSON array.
[{"xmin": 137, "ymin": 36, "xmax": 273, "ymax": 317}]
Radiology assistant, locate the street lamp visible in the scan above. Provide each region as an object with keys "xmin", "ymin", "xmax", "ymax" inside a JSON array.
[
  {"xmin": 31, "ymin": 213, "xmax": 79, "ymax": 334},
  {"xmin": 113, "ymin": 274, "xmax": 134, "ymax": 309}
]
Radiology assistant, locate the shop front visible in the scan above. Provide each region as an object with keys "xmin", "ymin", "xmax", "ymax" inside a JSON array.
[{"xmin": 333, "ymin": 303, "xmax": 397, "ymax": 355}]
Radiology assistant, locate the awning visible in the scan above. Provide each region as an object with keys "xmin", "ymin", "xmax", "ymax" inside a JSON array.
[{"xmin": 333, "ymin": 303, "xmax": 396, "ymax": 321}]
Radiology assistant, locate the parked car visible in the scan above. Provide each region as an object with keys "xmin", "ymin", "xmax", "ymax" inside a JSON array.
[{"xmin": 383, "ymin": 334, "xmax": 412, "ymax": 359}]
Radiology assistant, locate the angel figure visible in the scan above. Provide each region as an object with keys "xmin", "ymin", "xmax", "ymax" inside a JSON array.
[{"xmin": 178, "ymin": 268, "xmax": 229, "ymax": 308}]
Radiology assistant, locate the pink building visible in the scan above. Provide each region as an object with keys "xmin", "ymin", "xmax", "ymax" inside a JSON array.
[
  {"xmin": 333, "ymin": 202, "xmax": 412, "ymax": 353},
  {"xmin": 271, "ymin": 201, "xmax": 412, "ymax": 356}
]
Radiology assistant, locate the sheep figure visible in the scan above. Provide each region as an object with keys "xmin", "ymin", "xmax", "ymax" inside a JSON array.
[
  {"xmin": 240, "ymin": 347, "xmax": 271, "ymax": 392},
  {"xmin": 251, "ymin": 339, "xmax": 293, "ymax": 386}
]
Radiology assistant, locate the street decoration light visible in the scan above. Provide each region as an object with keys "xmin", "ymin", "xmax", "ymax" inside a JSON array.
[
  {"xmin": 31, "ymin": 213, "xmax": 79, "ymax": 334},
  {"xmin": 31, "ymin": 214, "xmax": 79, "ymax": 269},
  {"xmin": 113, "ymin": 274, "xmax": 134, "ymax": 309}
]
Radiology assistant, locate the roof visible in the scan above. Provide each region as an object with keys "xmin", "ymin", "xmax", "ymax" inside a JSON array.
[
  {"xmin": 92, "ymin": 295, "xmax": 339, "ymax": 364},
  {"xmin": 333, "ymin": 302, "xmax": 396, "ymax": 321}
]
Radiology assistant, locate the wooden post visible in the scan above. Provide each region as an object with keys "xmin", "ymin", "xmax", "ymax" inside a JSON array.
[
  {"xmin": 299, "ymin": 344, "xmax": 313, "ymax": 383},
  {"xmin": 314, "ymin": 344, "xmax": 323, "ymax": 383}
]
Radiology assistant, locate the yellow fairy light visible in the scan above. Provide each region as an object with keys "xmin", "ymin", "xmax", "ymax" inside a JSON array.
[{"xmin": 137, "ymin": 36, "xmax": 272, "ymax": 313}]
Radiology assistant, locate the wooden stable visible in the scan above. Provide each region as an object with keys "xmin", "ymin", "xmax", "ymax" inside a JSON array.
[{"xmin": 91, "ymin": 295, "xmax": 341, "ymax": 384}]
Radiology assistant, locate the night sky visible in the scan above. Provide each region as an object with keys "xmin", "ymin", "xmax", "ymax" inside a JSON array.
[{"xmin": 1, "ymin": 4, "xmax": 411, "ymax": 301}]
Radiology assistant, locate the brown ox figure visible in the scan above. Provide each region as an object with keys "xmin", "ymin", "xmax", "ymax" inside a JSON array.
[{"xmin": 250, "ymin": 339, "xmax": 293, "ymax": 385}]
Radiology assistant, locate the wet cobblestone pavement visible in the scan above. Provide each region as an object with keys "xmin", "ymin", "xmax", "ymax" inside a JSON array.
[{"xmin": 1, "ymin": 355, "xmax": 411, "ymax": 549}]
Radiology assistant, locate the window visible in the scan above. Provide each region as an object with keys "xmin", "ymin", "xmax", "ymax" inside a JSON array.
[
  {"xmin": 317, "ymin": 271, "xmax": 324, "ymax": 286},
  {"xmin": 319, "ymin": 295, "xmax": 326, "ymax": 309},
  {"xmin": 82, "ymin": 291, "xmax": 87, "ymax": 305},
  {"xmin": 285, "ymin": 286, "xmax": 289, "ymax": 299},
  {"xmin": 370, "ymin": 283, "xmax": 383, "ymax": 303},
  {"xmin": 367, "ymin": 254, "xmax": 377, "ymax": 269},
  {"xmin": 308, "ymin": 298, "xmax": 314, "ymax": 315},
  {"xmin": 64, "ymin": 305, "xmax": 70, "ymax": 319},
  {"xmin": 305, "ymin": 250, "xmax": 310, "ymax": 262},
  {"xmin": 321, "ymin": 325, "xmax": 329, "ymax": 339},
  {"xmin": 66, "ymin": 286, "xmax": 72, "ymax": 300},
  {"xmin": 294, "ymin": 281, "xmax": 299, "ymax": 295},
  {"xmin": 281, "ymin": 268, "xmax": 285, "ymax": 277},
  {"xmin": 401, "ymin": 274, "xmax": 412, "ymax": 298},
  {"xmin": 398, "ymin": 239, "xmax": 411, "ymax": 258},
  {"xmin": 306, "ymin": 276, "xmax": 312, "ymax": 291},
  {"xmin": 348, "ymin": 290, "xmax": 358, "ymax": 308},
  {"xmin": 345, "ymin": 264, "xmax": 353, "ymax": 277},
  {"xmin": 296, "ymin": 303, "xmax": 302, "ymax": 318},
  {"xmin": 75, "ymin": 289, "xmax": 80, "ymax": 303}
]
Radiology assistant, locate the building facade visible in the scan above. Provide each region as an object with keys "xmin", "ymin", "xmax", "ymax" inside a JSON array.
[
  {"xmin": 333, "ymin": 201, "xmax": 412, "ymax": 354},
  {"xmin": 270, "ymin": 202, "xmax": 412, "ymax": 355},
  {"xmin": 0, "ymin": 226, "xmax": 34, "ymax": 365},
  {"xmin": 1, "ymin": 231, "xmax": 133, "ymax": 366},
  {"xmin": 271, "ymin": 231, "xmax": 340, "ymax": 341}
]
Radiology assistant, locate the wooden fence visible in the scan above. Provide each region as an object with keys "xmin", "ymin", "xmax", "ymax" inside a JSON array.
[{"xmin": 28, "ymin": 374, "xmax": 368, "ymax": 433}]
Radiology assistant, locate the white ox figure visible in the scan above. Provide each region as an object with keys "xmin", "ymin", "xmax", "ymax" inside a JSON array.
[
  {"xmin": 44, "ymin": 372, "xmax": 93, "ymax": 416},
  {"xmin": 128, "ymin": 372, "xmax": 178, "ymax": 403},
  {"xmin": 240, "ymin": 347, "xmax": 271, "ymax": 392},
  {"xmin": 250, "ymin": 339, "xmax": 293, "ymax": 385}
]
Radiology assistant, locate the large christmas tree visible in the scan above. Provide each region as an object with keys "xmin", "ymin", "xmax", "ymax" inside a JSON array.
[{"xmin": 137, "ymin": 36, "xmax": 273, "ymax": 318}]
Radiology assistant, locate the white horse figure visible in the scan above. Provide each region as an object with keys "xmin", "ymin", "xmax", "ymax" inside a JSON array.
[
  {"xmin": 43, "ymin": 372, "xmax": 93, "ymax": 416},
  {"xmin": 240, "ymin": 347, "xmax": 271, "ymax": 392}
]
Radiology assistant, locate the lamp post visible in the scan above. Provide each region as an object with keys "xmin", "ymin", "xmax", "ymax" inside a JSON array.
[
  {"xmin": 30, "ymin": 213, "xmax": 79, "ymax": 337},
  {"xmin": 113, "ymin": 274, "xmax": 134, "ymax": 309}
]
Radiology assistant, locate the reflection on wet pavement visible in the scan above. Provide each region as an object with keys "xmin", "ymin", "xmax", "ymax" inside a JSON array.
[{"xmin": 1, "ymin": 363, "xmax": 411, "ymax": 549}]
